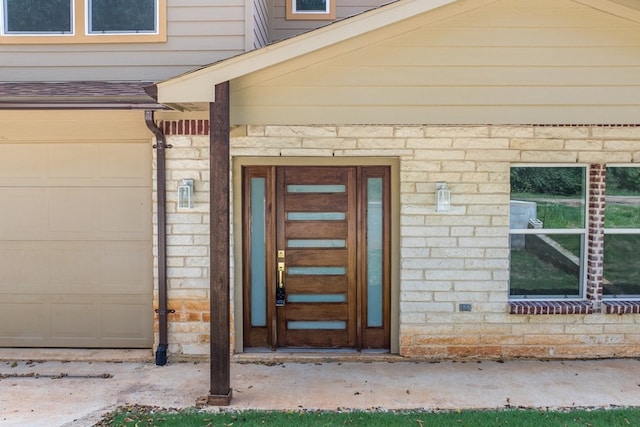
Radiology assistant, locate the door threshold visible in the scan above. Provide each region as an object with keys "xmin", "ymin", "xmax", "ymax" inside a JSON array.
[{"xmin": 234, "ymin": 348, "xmax": 402, "ymax": 364}]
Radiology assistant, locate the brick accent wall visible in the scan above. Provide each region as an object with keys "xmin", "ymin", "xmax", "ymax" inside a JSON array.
[
  {"xmin": 587, "ymin": 164, "xmax": 606, "ymax": 308},
  {"xmin": 155, "ymin": 121, "xmax": 640, "ymax": 360}
]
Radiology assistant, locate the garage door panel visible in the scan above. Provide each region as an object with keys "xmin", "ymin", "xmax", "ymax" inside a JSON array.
[
  {"xmin": 0, "ymin": 139, "xmax": 152, "ymax": 348},
  {"xmin": 98, "ymin": 188, "xmax": 152, "ymax": 237},
  {"xmin": 51, "ymin": 303, "xmax": 100, "ymax": 339},
  {"xmin": 0, "ymin": 188, "xmax": 47, "ymax": 238},
  {"xmin": 0, "ymin": 144, "xmax": 46, "ymax": 182},
  {"xmin": 0, "ymin": 246, "xmax": 49, "ymax": 292},
  {"xmin": 99, "ymin": 143, "xmax": 152, "ymax": 184},
  {"xmin": 49, "ymin": 144, "xmax": 96, "ymax": 180},
  {"xmin": 0, "ymin": 302, "xmax": 47, "ymax": 342},
  {"xmin": 103, "ymin": 302, "xmax": 153, "ymax": 339}
]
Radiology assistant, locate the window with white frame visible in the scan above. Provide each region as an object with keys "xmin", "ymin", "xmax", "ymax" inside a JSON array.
[
  {"xmin": 509, "ymin": 166, "xmax": 587, "ymax": 299},
  {"xmin": 603, "ymin": 166, "xmax": 640, "ymax": 299},
  {"xmin": 1, "ymin": 0, "xmax": 165, "ymax": 43},
  {"xmin": 286, "ymin": 0, "xmax": 336, "ymax": 20}
]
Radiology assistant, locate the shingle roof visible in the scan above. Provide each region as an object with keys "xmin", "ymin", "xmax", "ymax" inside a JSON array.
[{"xmin": 0, "ymin": 81, "xmax": 163, "ymax": 109}]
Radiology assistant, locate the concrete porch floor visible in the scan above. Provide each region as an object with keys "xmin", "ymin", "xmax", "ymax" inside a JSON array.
[{"xmin": 1, "ymin": 349, "xmax": 640, "ymax": 426}]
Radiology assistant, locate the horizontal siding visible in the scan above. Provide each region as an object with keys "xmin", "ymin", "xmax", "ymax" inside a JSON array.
[
  {"xmin": 0, "ymin": 1, "xmax": 247, "ymax": 82},
  {"xmin": 230, "ymin": 0, "xmax": 640, "ymax": 125},
  {"xmin": 270, "ymin": 0, "xmax": 390, "ymax": 42}
]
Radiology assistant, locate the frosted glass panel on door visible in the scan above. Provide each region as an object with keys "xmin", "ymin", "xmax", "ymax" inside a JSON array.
[
  {"xmin": 287, "ymin": 239, "xmax": 346, "ymax": 248},
  {"xmin": 288, "ymin": 294, "xmax": 347, "ymax": 303},
  {"xmin": 288, "ymin": 321, "xmax": 346, "ymax": 330},
  {"xmin": 367, "ymin": 178, "xmax": 383, "ymax": 327},
  {"xmin": 288, "ymin": 267, "xmax": 346, "ymax": 275},
  {"xmin": 287, "ymin": 185, "xmax": 345, "ymax": 193},
  {"xmin": 250, "ymin": 178, "xmax": 267, "ymax": 327},
  {"xmin": 288, "ymin": 212, "xmax": 345, "ymax": 220}
]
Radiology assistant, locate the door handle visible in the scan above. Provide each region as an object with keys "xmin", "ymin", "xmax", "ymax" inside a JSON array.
[{"xmin": 276, "ymin": 262, "xmax": 285, "ymax": 306}]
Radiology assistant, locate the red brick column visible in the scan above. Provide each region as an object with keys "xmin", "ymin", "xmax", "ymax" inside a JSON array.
[
  {"xmin": 161, "ymin": 119, "xmax": 210, "ymax": 135},
  {"xmin": 586, "ymin": 164, "xmax": 606, "ymax": 310}
]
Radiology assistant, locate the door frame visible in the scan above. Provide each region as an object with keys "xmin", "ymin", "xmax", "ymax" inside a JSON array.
[{"xmin": 232, "ymin": 157, "xmax": 400, "ymax": 353}]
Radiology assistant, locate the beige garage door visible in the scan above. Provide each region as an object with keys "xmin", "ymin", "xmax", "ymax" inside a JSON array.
[{"xmin": 0, "ymin": 141, "xmax": 153, "ymax": 348}]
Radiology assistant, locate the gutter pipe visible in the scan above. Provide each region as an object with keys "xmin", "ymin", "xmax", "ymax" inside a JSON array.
[{"xmin": 145, "ymin": 110, "xmax": 174, "ymax": 366}]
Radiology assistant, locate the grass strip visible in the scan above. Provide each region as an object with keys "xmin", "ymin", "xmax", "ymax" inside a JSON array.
[{"xmin": 98, "ymin": 407, "xmax": 640, "ymax": 427}]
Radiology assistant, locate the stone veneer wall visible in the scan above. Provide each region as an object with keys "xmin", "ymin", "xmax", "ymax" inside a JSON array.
[{"xmin": 155, "ymin": 122, "xmax": 640, "ymax": 359}]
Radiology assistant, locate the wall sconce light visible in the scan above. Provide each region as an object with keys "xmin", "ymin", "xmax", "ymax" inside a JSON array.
[
  {"xmin": 436, "ymin": 182, "xmax": 450, "ymax": 212},
  {"xmin": 178, "ymin": 179, "xmax": 194, "ymax": 209}
]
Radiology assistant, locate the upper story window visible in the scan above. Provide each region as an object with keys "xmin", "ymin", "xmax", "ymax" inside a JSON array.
[
  {"xmin": 0, "ymin": 0, "xmax": 166, "ymax": 44},
  {"xmin": 286, "ymin": 0, "xmax": 336, "ymax": 21}
]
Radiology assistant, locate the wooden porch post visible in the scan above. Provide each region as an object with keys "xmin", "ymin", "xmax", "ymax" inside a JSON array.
[{"xmin": 208, "ymin": 81, "xmax": 232, "ymax": 405}]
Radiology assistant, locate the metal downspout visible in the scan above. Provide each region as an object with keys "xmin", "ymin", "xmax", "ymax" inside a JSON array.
[{"xmin": 145, "ymin": 110, "xmax": 173, "ymax": 366}]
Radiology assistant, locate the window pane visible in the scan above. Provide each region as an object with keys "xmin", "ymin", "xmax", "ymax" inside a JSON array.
[
  {"xmin": 288, "ymin": 267, "xmax": 345, "ymax": 275},
  {"xmin": 89, "ymin": 0, "xmax": 156, "ymax": 33},
  {"xmin": 295, "ymin": 0, "xmax": 328, "ymax": 12},
  {"xmin": 509, "ymin": 234, "xmax": 582, "ymax": 297},
  {"xmin": 603, "ymin": 234, "xmax": 640, "ymax": 297},
  {"xmin": 4, "ymin": 0, "xmax": 71, "ymax": 33},
  {"xmin": 287, "ymin": 294, "xmax": 346, "ymax": 303},
  {"xmin": 605, "ymin": 167, "xmax": 640, "ymax": 229},
  {"xmin": 288, "ymin": 321, "xmax": 345, "ymax": 330},
  {"xmin": 367, "ymin": 178, "xmax": 383, "ymax": 327},
  {"xmin": 510, "ymin": 166, "xmax": 585, "ymax": 229},
  {"xmin": 287, "ymin": 239, "xmax": 345, "ymax": 248},
  {"xmin": 250, "ymin": 178, "xmax": 267, "ymax": 327}
]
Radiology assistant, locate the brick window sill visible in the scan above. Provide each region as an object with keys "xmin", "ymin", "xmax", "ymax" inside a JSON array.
[
  {"xmin": 509, "ymin": 300, "xmax": 593, "ymax": 315},
  {"xmin": 603, "ymin": 301, "xmax": 640, "ymax": 314}
]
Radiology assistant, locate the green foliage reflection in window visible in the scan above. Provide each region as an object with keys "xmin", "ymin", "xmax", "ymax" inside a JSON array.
[
  {"xmin": 89, "ymin": 0, "xmax": 156, "ymax": 33},
  {"xmin": 4, "ymin": 0, "xmax": 72, "ymax": 33}
]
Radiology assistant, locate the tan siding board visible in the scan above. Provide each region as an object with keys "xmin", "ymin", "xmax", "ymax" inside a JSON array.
[{"xmin": 228, "ymin": 0, "xmax": 640, "ymax": 125}]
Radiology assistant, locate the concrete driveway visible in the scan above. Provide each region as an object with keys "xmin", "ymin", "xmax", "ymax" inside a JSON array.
[{"xmin": 1, "ymin": 350, "xmax": 640, "ymax": 426}]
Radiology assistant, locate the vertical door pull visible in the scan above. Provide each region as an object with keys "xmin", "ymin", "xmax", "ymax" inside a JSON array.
[{"xmin": 276, "ymin": 262, "xmax": 285, "ymax": 306}]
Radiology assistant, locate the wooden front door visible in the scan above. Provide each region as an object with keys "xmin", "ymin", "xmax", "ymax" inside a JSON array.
[{"xmin": 243, "ymin": 165, "xmax": 390, "ymax": 350}]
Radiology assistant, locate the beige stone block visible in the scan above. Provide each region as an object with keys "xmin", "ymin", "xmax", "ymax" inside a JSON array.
[
  {"xmin": 490, "ymin": 126, "xmax": 534, "ymax": 138},
  {"xmin": 406, "ymin": 138, "xmax": 453, "ymax": 149},
  {"xmin": 510, "ymin": 138, "xmax": 564, "ymax": 150},
  {"xmin": 604, "ymin": 140, "xmax": 640, "ymax": 150},
  {"xmin": 466, "ymin": 149, "xmax": 520, "ymax": 161},
  {"xmin": 447, "ymin": 345, "xmax": 502, "ymax": 358},
  {"xmin": 441, "ymin": 161, "xmax": 477, "ymax": 172},
  {"xmin": 523, "ymin": 334, "xmax": 575, "ymax": 345},
  {"xmin": 453, "ymin": 138, "xmax": 510, "ymax": 150},
  {"xmin": 357, "ymin": 138, "xmax": 406, "ymax": 149},
  {"xmin": 564, "ymin": 139, "xmax": 603, "ymax": 150},
  {"xmin": 425, "ymin": 126, "xmax": 490, "ymax": 138},
  {"xmin": 394, "ymin": 126, "xmax": 425, "ymax": 137},
  {"xmin": 265, "ymin": 125, "xmax": 336, "ymax": 137},
  {"xmin": 434, "ymin": 291, "xmax": 489, "ymax": 302},
  {"xmin": 533, "ymin": 126, "xmax": 589, "ymax": 139},
  {"xmin": 578, "ymin": 151, "xmax": 632, "ymax": 163},
  {"xmin": 415, "ymin": 335, "xmax": 479, "ymax": 345},
  {"xmin": 340, "ymin": 149, "xmax": 413, "ymax": 157},
  {"xmin": 479, "ymin": 334, "xmax": 523, "ymax": 345},
  {"xmin": 302, "ymin": 138, "xmax": 357, "ymax": 149},
  {"xmin": 233, "ymin": 136, "xmax": 301, "ymax": 148},
  {"xmin": 501, "ymin": 345, "xmax": 552, "ymax": 358},
  {"xmin": 413, "ymin": 149, "xmax": 466, "ymax": 160},
  {"xmin": 402, "ymin": 280, "xmax": 452, "ymax": 292},
  {"xmin": 520, "ymin": 150, "xmax": 578, "ymax": 162},
  {"xmin": 246, "ymin": 125, "xmax": 266, "ymax": 136},
  {"xmin": 591, "ymin": 126, "xmax": 640, "ymax": 139},
  {"xmin": 337, "ymin": 125, "xmax": 393, "ymax": 138},
  {"xmin": 401, "ymin": 160, "xmax": 442, "ymax": 172},
  {"xmin": 401, "ymin": 291, "xmax": 433, "ymax": 302}
]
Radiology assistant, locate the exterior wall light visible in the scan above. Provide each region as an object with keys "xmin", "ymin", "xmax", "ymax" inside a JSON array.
[
  {"xmin": 178, "ymin": 179, "xmax": 194, "ymax": 209},
  {"xmin": 436, "ymin": 182, "xmax": 450, "ymax": 212}
]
